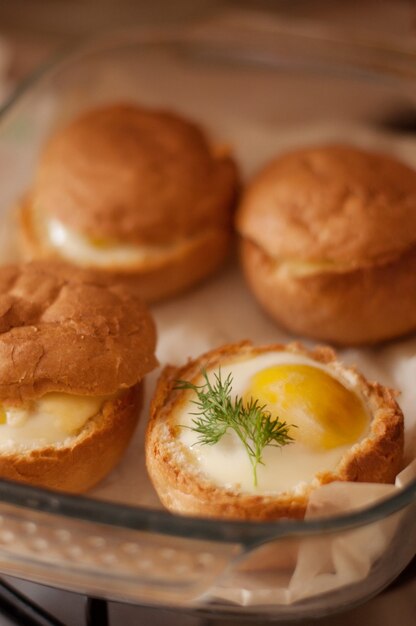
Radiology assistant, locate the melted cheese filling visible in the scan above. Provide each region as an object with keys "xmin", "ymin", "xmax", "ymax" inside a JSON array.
[
  {"xmin": 0, "ymin": 393, "xmax": 104, "ymax": 450},
  {"xmin": 176, "ymin": 352, "xmax": 370, "ymax": 495}
]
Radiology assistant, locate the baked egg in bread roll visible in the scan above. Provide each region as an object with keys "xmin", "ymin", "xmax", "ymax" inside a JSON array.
[
  {"xmin": 19, "ymin": 104, "xmax": 239, "ymax": 302},
  {"xmin": 146, "ymin": 342, "xmax": 403, "ymax": 520},
  {"xmin": 0, "ymin": 260, "xmax": 157, "ymax": 492},
  {"xmin": 236, "ymin": 144, "xmax": 416, "ymax": 345}
]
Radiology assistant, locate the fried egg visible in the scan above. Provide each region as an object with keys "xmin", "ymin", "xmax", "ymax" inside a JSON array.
[{"xmin": 176, "ymin": 351, "xmax": 370, "ymax": 495}]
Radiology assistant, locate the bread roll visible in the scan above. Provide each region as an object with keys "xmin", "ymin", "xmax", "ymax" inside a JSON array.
[
  {"xmin": 0, "ymin": 260, "xmax": 157, "ymax": 492},
  {"xmin": 146, "ymin": 342, "xmax": 403, "ymax": 520},
  {"xmin": 19, "ymin": 104, "xmax": 239, "ymax": 301},
  {"xmin": 236, "ymin": 145, "xmax": 416, "ymax": 345}
]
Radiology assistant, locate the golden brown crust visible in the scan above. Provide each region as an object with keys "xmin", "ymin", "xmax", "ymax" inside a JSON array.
[
  {"xmin": 146, "ymin": 342, "xmax": 404, "ymax": 521},
  {"xmin": 32, "ymin": 104, "xmax": 239, "ymax": 245},
  {"xmin": 18, "ymin": 199, "xmax": 232, "ymax": 303},
  {"xmin": 240, "ymin": 239, "xmax": 416, "ymax": 345},
  {"xmin": 0, "ymin": 385, "xmax": 142, "ymax": 493},
  {"xmin": 236, "ymin": 144, "xmax": 416, "ymax": 266},
  {"xmin": 0, "ymin": 261, "xmax": 157, "ymax": 402}
]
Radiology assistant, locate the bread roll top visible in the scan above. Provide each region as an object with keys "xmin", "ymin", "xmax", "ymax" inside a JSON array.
[
  {"xmin": 0, "ymin": 260, "xmax": 157, "ymax": 402},
  {"xmin": 33, "ymin": 104, "xmax": 239, "ymax": 245},
  {"xmin": 237, "ymin": 144, "xmax": 416, "ymax": 267}
]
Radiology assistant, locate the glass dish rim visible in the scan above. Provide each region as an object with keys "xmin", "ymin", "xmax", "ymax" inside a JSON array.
[{"xmin": 0, "ymin": 23, "xmax": 415, "ymax": 545}]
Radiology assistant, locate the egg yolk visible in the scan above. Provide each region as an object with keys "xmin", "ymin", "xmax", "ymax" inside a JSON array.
[
  {"xmin": 89, "ymin": 236, "xmax": 115, "ymax": 249},
  {"xmin": 245, "ymin": 364, "xmax": 368, "ymax": 450}
]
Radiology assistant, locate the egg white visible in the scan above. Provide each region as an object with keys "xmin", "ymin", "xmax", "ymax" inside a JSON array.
[
  {"xmin": 45, "ymin": 216, "xmax": 177, "ymax": 269},
  {"xmin": 176, "ymin": 351, "xmax": 370, "ymax": 495},
  {"xmin": 0, "ymin": 393, "xmax": 104, "ymax": 451}
]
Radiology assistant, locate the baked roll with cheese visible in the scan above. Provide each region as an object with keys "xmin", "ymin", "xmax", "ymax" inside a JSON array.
[
  {"xmin": 0, "ymin": 260, "xmax": 157, "ymax": 492},
  {"xmin": 146, "ymin": 342, "xmax": 403, "ymax": 520},
  {"xmin": 19, "ymin": 104, "xmax": 239, "ymax": 302},
  {"xmin": 236, "ymin": 144, "xmax": 416, "ymax": 345}
]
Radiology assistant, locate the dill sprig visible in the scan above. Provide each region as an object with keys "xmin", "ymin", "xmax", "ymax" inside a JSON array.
[{"xmin": 175, "ymin": 369, "xmax": 295, "ymax": 486}]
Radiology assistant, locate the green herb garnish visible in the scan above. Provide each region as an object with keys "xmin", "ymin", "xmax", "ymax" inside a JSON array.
[{"xmin": 175, "ymin": 369, "xmax": 294, "ymax": 486}]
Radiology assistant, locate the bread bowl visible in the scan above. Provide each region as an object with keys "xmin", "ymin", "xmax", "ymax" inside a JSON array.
[
  {"xmin": 146, "ymin": 342, "xmax": 404, "ymax": 520},
  {"xmin": 236, "ymin": 144, "xmax": 416, "ymax": 345},
  {"xmin": 19, "ymin": 103, "xmax": 239, "ymax": 301},
  {"xmin": 0, "ymin": 260, "xmax": 157, "ymax": 492}
]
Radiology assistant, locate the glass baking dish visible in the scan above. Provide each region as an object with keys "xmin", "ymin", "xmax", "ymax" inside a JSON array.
[{"xmin": 0, "ymin": 19, "xmax": 415, "ymax": 621}]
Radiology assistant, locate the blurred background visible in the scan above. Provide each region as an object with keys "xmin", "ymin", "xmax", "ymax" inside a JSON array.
[{"xmin": 0, "ymin": 0, "xmax": 416, "ymax": 95}]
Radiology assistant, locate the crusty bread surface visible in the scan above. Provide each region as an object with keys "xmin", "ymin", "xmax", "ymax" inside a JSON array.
[
  {"xmin": 0, "ymin": 260, "xmax": 157, "ymax": 402},
  {"xmin": 31, "ymin": 104, "xmax": 239, "ymax": 245},
  {"xmin": 236, "ymin": 144, "xmax": 416, "ymax": 344},
  {"xmin": 146, "ymin": 342, "xmax": 404, "ymax": 521},
  {"xmin": 237, "ymin": 144, "xmax": 416, "ymax": 265}
]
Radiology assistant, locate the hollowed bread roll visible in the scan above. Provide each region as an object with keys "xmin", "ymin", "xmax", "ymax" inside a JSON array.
[
  {"xmin": 146, "ymin": 342, "xmax": 403, "ymax": 521},
  {"xmin": 0, "ymin": 261, "xmax": 157, "ymax": 492},
  {"xmin": 236, "ymin": 144, "xmax": 416, "ymax": 345},
  {"xmin": 19, "ymin": 104, "xmax": 239, "ymax": 301}
]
